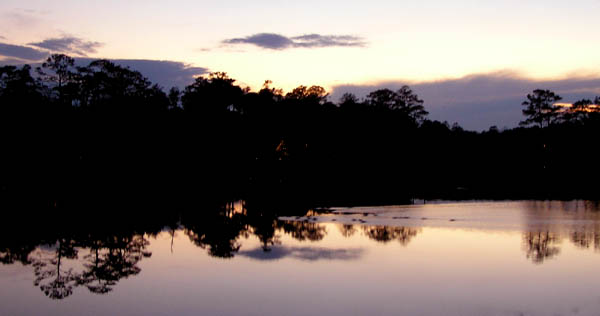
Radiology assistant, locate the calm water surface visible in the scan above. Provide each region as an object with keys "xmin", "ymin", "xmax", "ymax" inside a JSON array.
[{"xmin": 2, "ymin": 201, "xmax": 600, "ymax": 316}]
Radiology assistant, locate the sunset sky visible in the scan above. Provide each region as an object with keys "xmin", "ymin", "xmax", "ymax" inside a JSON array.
[{"xmin": 2, "ymin": 0, "xmax": 600, "ymax": 129}]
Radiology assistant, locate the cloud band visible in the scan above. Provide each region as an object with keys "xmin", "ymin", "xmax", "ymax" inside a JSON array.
[{"xmin": 222, "ymin": 33, "xmax": 366, "ymax": 50}]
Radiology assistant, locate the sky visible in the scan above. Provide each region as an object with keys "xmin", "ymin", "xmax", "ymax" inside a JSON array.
[{"xmin": 2, "ymin": 0, "xmax": 600, "ymax": 129}]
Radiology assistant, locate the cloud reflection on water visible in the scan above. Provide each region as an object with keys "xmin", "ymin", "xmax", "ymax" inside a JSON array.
[{"xmin": 238, "ymin": 246, "xmax": 365, "ymax": 261}]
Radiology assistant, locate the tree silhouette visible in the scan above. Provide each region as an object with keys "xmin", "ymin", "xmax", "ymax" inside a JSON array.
[
  {"xmin": 181, "ymin": 72, "xmax": 244, "ymax": 114},
  {"xmin": 365, "ymin": 86, "xmax": 428, "ymax": 125},
  {"xmin": 258, "ymin": 80, "xmax": 284, "ymax": 102},
  {"xmin": 36, "ymin": 54, "xmax": 77, "ymax": 105},
  {"xmin": 337, "ymin": 93, "xmax": 364, "ymax": 115},
  {"xmin": 338, "ymin": 93, "xmax": 360, "ymax": 107},
  {"xmin": 76, "ymin": 59, "xmax": 167, "ymax": 111},
  {"xmin": 564, "ymin": 98, "xmax": 600, "ymax": 124},
  {"xmin": 3, "ymin": 52, "xmax": 600, "ymax": 219},
  {"xmin": 395, "ymin": 85, "xmax": 428, "ymax": 125},
  {"xmin": 285, "ymin": 85, "xmax": 328, "ymax": 104},
  {"xmin": 366, "ymin": 88, "xmax": 398, "ymax": 110},
  {"xmin": 0, "ymin": 65, "xmax": 44, "ymax": 110},
  {"xmin": 168, "ymin": 87, "xmax": 181, "ymax": 110},
  {"xmin": 520, "ymin": 89, "xmax": 562, "ymax": 128}
]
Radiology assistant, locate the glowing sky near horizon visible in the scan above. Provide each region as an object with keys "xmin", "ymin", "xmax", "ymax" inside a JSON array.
[{"xmin": 1, "ymin": 0, "xmax": 600, "ymax": 92}]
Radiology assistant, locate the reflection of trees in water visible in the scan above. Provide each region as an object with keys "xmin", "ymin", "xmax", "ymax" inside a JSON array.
[
  {"xmin": 181, "ymin": 202, "xmax": 331, "ymax": 257},
  {"xmin": 521, "ymin": 201, "xmax": 600, "ymax": 264},
  {"xmin": 570, "ymin": 225, "xmax": 600, "ymax": 251},
  {"xmin": 78, "ymin": 234, "xmax": 151, "ymax": 294},
  {"xmin": 523, "ymin": 231, "xmax": 561, "ymax": 264},
  {"xmin": 570, "ymin": 231, "xmax": 596, "ymax": 249},
  {"xmin": 338, "ymin": 224, "xmax": 357, "ymax": 238},
  {"xmin": 11, "ymin": 199, "xmax": 600, "ymax": 300},
  {"xmin": 249, "ymin": 219, "xmax": 281, "ymax": 252},
  {"xmin": 1, "ymin": 243, "xmax": 35, "ymax": 265},
  {"xmin": 0, "ymin": 209, "xmax": 165, "ymax": 300},
  {"xmin": 78, "ymin": 241, "xmax": 115, "ymax": 294},
  {"xmin": 278, "ymin": 221, "xmax": 326, "ymax": 242},
  {"xmin": 100, "ymin": 235, "xmax": 150, "ymax": 279},
  {"xmin": 584, "ymin": 200, "xmax": 600, "ymax": 211},
  {"xmin": 184, "ymin": 213, "xmax": 247, "ymax": 258},
  {"xmin": 362, "ymin": 226, "xmax": 420, "ymax": 245},
  {"xmin": 31, "ymin": 238, "xmax": 79, "ymax": 300},
  {"xmin": 524, "ymin": 200, "xmax": 600, "ymax": 214},
  {"xmin": 27, "ymin": 233, "xmax": 151, "ymax": 300}
]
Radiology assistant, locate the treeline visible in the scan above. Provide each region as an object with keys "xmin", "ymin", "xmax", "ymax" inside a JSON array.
[{"xmin": 1, "ymin": 54, "xmax": 600, "ymax": 211}]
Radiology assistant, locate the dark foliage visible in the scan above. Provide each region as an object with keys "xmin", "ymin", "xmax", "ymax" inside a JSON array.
[{"xmin": 1, "ymin": 54, "xmax": 600, "ymax": 216}]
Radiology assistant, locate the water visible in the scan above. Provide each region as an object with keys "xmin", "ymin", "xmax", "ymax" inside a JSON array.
[{"xmin": 2, "ymin": 200, "xmax": 600, "ymax": 316}]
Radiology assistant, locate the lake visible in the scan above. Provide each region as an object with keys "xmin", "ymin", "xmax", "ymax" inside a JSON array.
[{"xmin": 1, "ymin": 200, "xmax": 600, "ymax": 316}]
